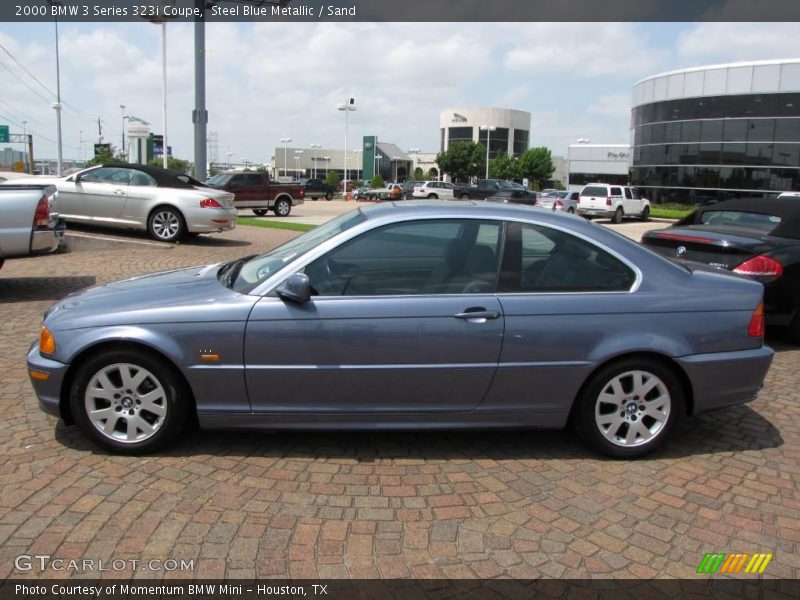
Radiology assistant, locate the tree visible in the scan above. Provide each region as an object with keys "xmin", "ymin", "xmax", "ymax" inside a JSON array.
[
  {"xmin": 413, "ymin": 167, "xmax": 425, "ymax": 181},
  {"xmin": 86, "ymin": 145, "xmax": 124, "ymax": 167},
  {"xmin": 554, "ymin": 180, "xmax": 566, "ymax": 191},
  {"xmin": 517, "ymin": 147, "xmax": 554, "ymax": 188},
  {"xmin": 149, "ymin": 157, "xmax": 191, "ymax": 174},
  {"xmin": 325, "ymin": 170, "xmax": 340, "ymax": 186},
  {"xmin": 488, "ymin": 152, "xmax": 519, "ymax": 180},
  {"xmin": 436, "ymin": 141, "xmax": 485, "ymax": 182},
  {"xmin": 370, "ymin": 173, "xmax": 385, "ymax": 188}
]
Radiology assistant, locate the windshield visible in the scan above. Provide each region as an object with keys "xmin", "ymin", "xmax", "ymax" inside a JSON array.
[
  {"xmin": 206, "ymin": 173, "xmax": 231, "ymax": 186},
  {"xmin": 229, "ymin": 209, "xmax": 367, "ymax": 294}
]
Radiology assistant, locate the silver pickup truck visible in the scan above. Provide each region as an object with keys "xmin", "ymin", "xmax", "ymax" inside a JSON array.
[{"xmin": 0, "ymin": 184, "xmax": 65, "ymax": 270}]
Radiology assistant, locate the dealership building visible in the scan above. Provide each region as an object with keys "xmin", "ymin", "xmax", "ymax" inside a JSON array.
[
  {"xmin": 440, "ymin": 107, "xmax": 531, "ymax": 159},
  {"xmin": 567, "ymin": 143, "xmax": 631, "ymax": 190},
  {"xmin": 630, "ymin": 59, "xmax": 800, "ymax": 204}
]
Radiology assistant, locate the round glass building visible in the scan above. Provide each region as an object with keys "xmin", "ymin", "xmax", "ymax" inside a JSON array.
[{"xmin": 630, "ymin": 59, "xmax": 800, "ymax": 205}]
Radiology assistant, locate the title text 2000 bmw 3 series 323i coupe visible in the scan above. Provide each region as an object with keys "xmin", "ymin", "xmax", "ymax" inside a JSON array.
[{"xmin": 27, "ymin": 202, "xmax": 774, "ymax": 458}]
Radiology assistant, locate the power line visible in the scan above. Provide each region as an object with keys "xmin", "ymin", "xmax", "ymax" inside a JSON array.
[
  {"xmin": 0, "ymin": 111, "xmax": 82, "ymax": 152},
  {"xmin": 0, "ymin": 41, "xmax": 56, "ymax": 99}
]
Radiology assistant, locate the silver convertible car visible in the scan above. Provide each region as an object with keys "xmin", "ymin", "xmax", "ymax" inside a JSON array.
[
  {"xmin": 4, "ymin": 164, "xmax": 237, "ymax": 242},
  {"xmin": 27, "ymin": 202, "xmax": 773, "ymax": 458}
]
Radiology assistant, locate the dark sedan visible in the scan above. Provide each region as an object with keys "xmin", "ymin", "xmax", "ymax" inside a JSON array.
[
  {"xmin": 28, "ymin": 202, "xmax": 772, "ymax": 458},
  {"xmin": 642, "ymin": 197, "xmax": 800, "ymax": 342},
  {"xmin": 485, "ymin": 189, "xmax": 539, "ymax": 206}
]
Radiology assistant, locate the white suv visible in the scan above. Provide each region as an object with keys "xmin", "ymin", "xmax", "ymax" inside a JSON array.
[
  {"xmin": 412, "ymin": 181, "xmax": 456, "ymax": 200},
  {"xmin": 577, "ymin": 183, "xmax": 650, "ymax": 223}
]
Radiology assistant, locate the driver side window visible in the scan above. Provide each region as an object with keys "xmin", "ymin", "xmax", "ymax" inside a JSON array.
[{"xmin": 304, "ymin": 219, "xmax": 502, "ymax": 297}]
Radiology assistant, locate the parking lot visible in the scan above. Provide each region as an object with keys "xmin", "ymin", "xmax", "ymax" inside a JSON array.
[{"xmin": 1, "ymin": 201, "xmax": 799, "ymax": 580}]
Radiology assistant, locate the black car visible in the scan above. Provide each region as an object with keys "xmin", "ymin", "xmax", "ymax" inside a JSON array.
[
  {"xmin": 402, "ymin": 180, "xmax": 419, "ymax": 200},
  {"xmin": 304, "ymin": 178, "xmax": 335, "ymax": 201},
  {"xmin": 485, "ymin": 189, "xmax": 538, "ymax": 206},
  {"xmin": 642, "ymin": 197, "xmax": 800, "ymax": 342}
]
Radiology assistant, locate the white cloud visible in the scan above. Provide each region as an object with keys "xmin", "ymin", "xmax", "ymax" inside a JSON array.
[{"xmin": 676, "ymin": 23, "xmax": 800, "ymax": 64}]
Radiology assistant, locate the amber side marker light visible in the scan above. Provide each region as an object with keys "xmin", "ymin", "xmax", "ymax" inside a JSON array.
[
  {"xmin": 40, "ymin": 327, "xmax": 56, "ymax": 354},
  {"xmin": 748, "ymin": 303, "xmax": 765, "ymax": 338},
  {"xmin": 29, "ymin": 370, "xmax": 50, "ymax": 381}
]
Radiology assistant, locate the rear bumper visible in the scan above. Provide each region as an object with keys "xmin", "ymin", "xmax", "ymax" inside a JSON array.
[
  {"xmin": 27, "ymin": 341, "xmax": 70, "ymax": 419},
  {"xmin": 577, "ymin": 207, "xmax": 614, "ymax": 218},
  {"xmin": 677, "ymin": 345, "xmax": 774, "ymax": 414},
  {"xmin": 186, "ymin": 207, "xmax": 237, "ymax": 233},
  {"xmin": 30, "ymin": 219, "xmax": 66, "ymax": 254}
]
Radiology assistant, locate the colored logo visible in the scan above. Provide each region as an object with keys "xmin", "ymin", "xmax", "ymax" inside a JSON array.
[{"xmin": 696, "ymin": 553, "xmax": 772, "ymax": 574}]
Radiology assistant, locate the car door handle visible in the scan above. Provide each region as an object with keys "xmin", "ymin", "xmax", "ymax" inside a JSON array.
[
  {"xmin": 454, "ymin": 308, "xmax": 500, "ymax": 323},
  {"xmin": 113, "ymin": 189, "xmax": 126, "ymax": 196}
]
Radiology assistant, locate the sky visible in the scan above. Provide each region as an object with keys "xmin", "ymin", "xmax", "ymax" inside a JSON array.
[{"xmin": 0, "ymin": 21, "xmax": 798, "ymax": 165}]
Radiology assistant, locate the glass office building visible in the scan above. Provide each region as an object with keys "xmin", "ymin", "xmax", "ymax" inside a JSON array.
[
  {"xmin": 439, "ymin": 108, "xmax": 531, "ymax": 160},
  {"xmin": 630, "ymin": 59, "xmax": 800, "ymax": 205}
]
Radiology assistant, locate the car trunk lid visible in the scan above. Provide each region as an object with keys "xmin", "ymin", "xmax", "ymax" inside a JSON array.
[{"xmin": 643, "ymin": 226, "xmax": 773, "ymax": 270}]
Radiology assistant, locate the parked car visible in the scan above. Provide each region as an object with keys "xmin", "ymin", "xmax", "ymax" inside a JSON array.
[
  {"xmin": 28, "ymin": 201, "xmax": 772, "ymax": 458},
  {"xmin": 304, "ymin": 178, "xmax": 336, "ymax": 201},
  {"xmin": 386, "ymin": 183, "xmax": 404, "ymax": 200},
  {"xmin": 354, "ymin": 186, "xmax": 373, "ymax": 201},
  {"xmin": 402, "ymin": 181, "xmax": 420, "ymax": 200},
  {"xmin": 205, "ymin": 171, "xmax": 304, "ymax": 217},
  {"xmin": 778, "ymin": 192, "xmax": 800, "ymax": 199},
  {"xmin": 577, "ymin": 184, "xmax": 651, "ymax": 223},
  {"xmin": 412, "ymin": 181, "xmax": 456, "ymax": 199},
  {"xmin": 539, "ymin": 190, "xmax": 580, "ymax": 213},
  {"xmin": 485, "ymin": 189, "xmax": 538, "ymax": 205},
  {"xmin": 3, "ymin": 164, "xmax": 236, "ymax": 243},
  {"xmin": 641, "ymin": 196, "xmax": 800, "ymax": 343},
  {"xmin": 452, "ymin": 179, "xmax": 519, "ymax": 200},
  {"xmin": 0, "ymin": 184, "xmax": 64, "ymax": 270}
]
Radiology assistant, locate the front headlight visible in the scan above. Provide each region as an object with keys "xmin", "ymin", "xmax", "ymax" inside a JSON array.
[{"xmin": 40, "ymin": 326, "xmax": 56, "ymax": 355}]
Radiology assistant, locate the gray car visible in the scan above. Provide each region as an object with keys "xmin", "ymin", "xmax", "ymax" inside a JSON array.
[
  {"xmin": 27, "ymin": 202, "xmax": 773, "ymax": 458},
  {"xmin": 7, "ymin": 164, "xmax": 237, "ymax": 242}
]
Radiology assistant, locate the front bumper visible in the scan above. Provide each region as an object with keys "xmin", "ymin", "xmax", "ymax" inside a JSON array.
[
  {"xmin": 27, "ymin": 341, "xmax": 70, "ymax": 419},
  {"xmin": 677, "ymin": 345, "xmax": 774, "ymax": 414}
]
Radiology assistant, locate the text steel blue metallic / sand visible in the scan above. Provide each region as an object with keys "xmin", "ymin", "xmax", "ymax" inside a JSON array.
[{"xmin": 27, "ymin": 202, "xmax": 773, "ymax": 458}]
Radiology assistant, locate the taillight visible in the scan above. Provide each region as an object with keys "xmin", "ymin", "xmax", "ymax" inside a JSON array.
[
  {"xmin": 748, "ymin": 302, "xmax": 765, "ymax": 338},
  {"xmin": 733, "ymin": 255, "xmax": 783, "ymax": 282},
  {"xmin": 200, "ymin": 198, "xmax": 223, "ymax": 208},
  {"xmin": 606, "ymin": 197, "xmax": 612, "ymax": 206},
  {"xmin": 555, "ymin": 200, "xmax": 563, "ymax": 208},
  {"xmin": 299, "ymin": 188, "xmax": 305, "ymax": 198},
  {"xmin": 33, "ymin": 195, "xmax": 50, "ymax": 227}
]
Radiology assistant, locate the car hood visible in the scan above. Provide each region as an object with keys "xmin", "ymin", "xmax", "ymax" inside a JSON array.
[{"xmin": 44, "ymin": 263, "xmax": 258, "ymax": 331}]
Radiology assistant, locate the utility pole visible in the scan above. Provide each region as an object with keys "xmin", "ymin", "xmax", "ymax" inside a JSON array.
[{"xmin": 192, "ymin": 0, "xmax": 207, "ymax": 181}]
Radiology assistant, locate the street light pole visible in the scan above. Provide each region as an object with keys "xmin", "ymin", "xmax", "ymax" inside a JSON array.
[
  {"xmin": 52, "ymin": 12, "xmax": 63, "ymax": 176},
  {"xmin": 161, "ymin": 22, "xmax": 168, "ymax": 168},
  {"xmin": 280, "ymin": 137, "xmax": 291, "ymax": 179},
  {"xmin": 310, "ymin": 144, "xmax": 321, "ymax": 179},
  {"xmin": 480, "ymin": 125, "xmax": 496, "ymax": 180},
  {"xmin": 337, "ymin": 98, "xmax": 356, "ymax": 191},
  {"xmin": 294, "ymin": 150, "xmax": 303, "ymax": 180},
  {"xmin": 120, "ymin": 104, "xmax": 126, "ymax": 156}
]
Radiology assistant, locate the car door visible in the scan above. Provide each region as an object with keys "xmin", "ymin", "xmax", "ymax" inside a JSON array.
[
  {"xmin": 484, "ymin": 221, "xmax": 639, "ymax": 418},
  {"xmin": 122, "ymin": 169, "xmax": 160, "ymax": 224},
  {"xmin": 244, "ymin": 218, "xmax": 506, "ymax": 413},
  {"xmin": 623, "ymin": 187, "xmax": 640, "ymax": 214},
  {"xmin": 72, "ymin": 166, "xmax": 130, "ymax": 221}
]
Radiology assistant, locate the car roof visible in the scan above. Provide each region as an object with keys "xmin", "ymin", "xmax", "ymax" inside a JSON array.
[{"xmin": 95, "ymin": 163, "xmax": 201, "ymax": 188}]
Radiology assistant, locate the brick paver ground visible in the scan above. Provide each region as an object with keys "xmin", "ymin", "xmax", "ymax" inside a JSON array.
[{"xmin": 1, "ymin": 220, "xmax": 798, "ymax": 580}]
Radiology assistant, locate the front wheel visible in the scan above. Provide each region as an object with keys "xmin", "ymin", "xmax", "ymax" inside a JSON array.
[
  {"xmin": 70, "ymin": 349, "xmax": 189, "ymax": 454},
  {"xmin": 611, "ymin": 207, "xmax": 624, "ymax": 224},
  {"xmin": 640, "ymin": 206, "xmax": 651, "ymax": 221},
  {"xmin": 459, "ymin": 194, "xmax": 470, "ymax": 199},
  {"xmin": 273, "ymin": 198, "xmax": 292, "ymax": 217},
  {"xmin": 573, "ymin": 358, "xmax": 682, "ymax": 458},
  {"xmin": 252, "ymin": 209, "xmax": 268, "ymax": 216},
  {"xmin": 325, "ymin": 191, "xmax": 333, "ymax": 201},
  {"xmin": 148, "ymin": 207, "xmax": 185, "ymax": 242}
]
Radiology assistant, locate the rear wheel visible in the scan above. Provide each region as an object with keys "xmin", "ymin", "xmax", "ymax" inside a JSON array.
[
  {"xmin": 427, "ymin": 193, "xmax": 438, "ymax": 199},
  {"xmin": 640, "ymin": 206, "xmax": 651, "ymax": 221},
  {"xmin": 611, "ymin": 206, "xmax": 624, "ymax": 224},
  {"xmin": 273, "ymin": 198, "xmax": 292, "ymax": 217},
  {"xmin": 567, "ymin": 207, "xmax": 575, "ymax": 214},
  {"xmin": 325, "ymin": 191, "xmax": 333, "ymax": 201},
  {"xmin": 148, "ymin": 206, "xmax": 185, "ymax": 242},
  {"xmin": 70, "ymin": 349, "xmax": 189, "ymax": 454},
  {"xmin": 252, "ymin": 209, "xmax": 268, "ymax": 216},
  {"xmin": 460, "ymin": 194, "xmax": 470, "ymax": 199},
  {"xmin": 574, "ymin": 358, "xmax": 681, "ymax": 458}
]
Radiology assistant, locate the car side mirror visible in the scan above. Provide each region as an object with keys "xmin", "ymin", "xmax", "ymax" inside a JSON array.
[
  {"xmin": 72, "ymin": 174, "xmax": 81, "ymax": 183},
  {"xmin": 276, "ymin": 273, "xmax": 311, "ymax": 304}
]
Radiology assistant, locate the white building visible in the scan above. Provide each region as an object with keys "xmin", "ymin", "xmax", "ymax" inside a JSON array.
[
  {"xmin": 567, "ymin": 144, "xmax": 631, "ymax": 190},
  {"xmin": 439, "ymin": 107, "xmax": 531, "ymax": 159},
  {"xmin": 271, "ymin": 146, "xmax": 363, "ymax": 182}
]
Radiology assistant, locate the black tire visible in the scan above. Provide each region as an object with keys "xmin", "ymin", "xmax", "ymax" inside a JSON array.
[
  {"xmin": 573, "ymin": 357, "xmax": 683, "ymax": 459},
  {"xmin": 273, "ymin": 198, "xmax": 292, "ymax": 217},
  {"xmin": 427, "ymin": 193, "xmax": 438, "ymax": 199},
  {"xmin": 567, "ymin": 207, "xmax": 575, "ymax": 214},
  {"xmin": 459, "ymin": 194, "xmax": 470, "ymax": 199},
  {"xmin": 640, "ymin": 206, "xmax": 651, "ymax": 221},
  {"xmin": 147, "ymin": 206, "xmax": 186, "ymax": 243},
  {"xmin": 611, "ymin": 207, "xmax": 624, "ymax": 224},
  {"xmin": 252, "ymin": 209, "xmax": 268, "ymax": 217},
  {"xmin": 325, "ymin": 191, "xmax": 333, "ymax": 201},
  {"xmin": 70, "ymin": 348, "xmax": 189, "ymax": 454}
]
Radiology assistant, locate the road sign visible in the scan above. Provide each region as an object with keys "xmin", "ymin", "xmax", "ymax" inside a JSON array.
[
  {"xmin": 0, "ymin": 125, "xmax": 9, "ymax": 143},
  {"xmin": 14, "ymin": 161, "xmax": 25, "ymax": 172}
]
